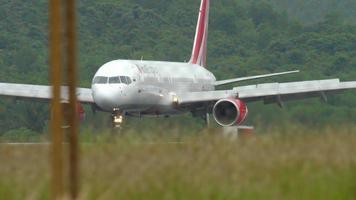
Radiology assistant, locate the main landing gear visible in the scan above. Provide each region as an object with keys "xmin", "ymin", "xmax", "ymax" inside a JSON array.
[
  {"xmin": 202, "ymin": 112, "xmax": 210, "ymax": 127},
  {"xmin": 111, "ymin": 108, "xmax": 124, "ymax": 129}
]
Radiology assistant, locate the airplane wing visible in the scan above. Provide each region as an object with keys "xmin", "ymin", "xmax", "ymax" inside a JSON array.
[
  {"xmin": 214, "ymin": 70, "xmax": 299, "ymax": 86},
  {"xmin": 0, "ymin": 83, "xmax": 94, "ymax": 103},
  {"xmin": 176, "ymin": 79, "xmax": 356, "ymax": 106}
]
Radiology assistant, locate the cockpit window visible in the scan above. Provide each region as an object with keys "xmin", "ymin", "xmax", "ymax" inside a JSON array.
[
  {"xmin": 126, "ymin": 77, "xmax": 132, "ymax": 84},
  {"xmin": 109, "ymin": 76, "xmax": 121, "ymax": 84},
  {"xmin": 108, "ymin": 76, "xmax": 132, "ymax": 85},
  {"xmin": 120, "ymin": 76, "xmax": 127, "ymax": 84},
  {"xmin": 92, "ymin": 76, "xmax": 108, "ymax": 84}
]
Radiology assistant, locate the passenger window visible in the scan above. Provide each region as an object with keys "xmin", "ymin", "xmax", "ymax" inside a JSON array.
[
  {"xmin": 109, "ymin": 76, "xmax": 121, "ymax": 84},
  {"xmin": 93, "ymin": 76, "xmax": 108, "ymax": 84}
]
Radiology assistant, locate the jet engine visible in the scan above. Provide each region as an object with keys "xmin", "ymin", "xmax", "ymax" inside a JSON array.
[
  {"xmin": 77, "ymin": 102, "xmax": 86, "ymax": 121},
  {"xmin": 61, "ymin": 101, "xmax": 86, "ymax": 122},
  {"xmin": 212, "ymin": 98, "xmax": 248, "ymax": 126}
]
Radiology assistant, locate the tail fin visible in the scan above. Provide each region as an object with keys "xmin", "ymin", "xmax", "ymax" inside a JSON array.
[{"xmin": 189, "ymin": 0, "xmax": 210, "ymax": 67}]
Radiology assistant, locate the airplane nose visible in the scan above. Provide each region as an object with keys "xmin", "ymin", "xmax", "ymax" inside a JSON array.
[{"xmin": 93, "ymin": 85, "xmax": 123, "ymax": 111}]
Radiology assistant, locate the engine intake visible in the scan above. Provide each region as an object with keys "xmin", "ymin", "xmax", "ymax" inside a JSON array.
[
  {"xmin": 61, "ymin": 101, "xmax": 86, "ymax": 122},
  {"xmin": 213, "ymin": 99, "xmax": 248, "ymax": 126}
]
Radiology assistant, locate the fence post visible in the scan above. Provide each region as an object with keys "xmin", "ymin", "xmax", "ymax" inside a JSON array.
[
  {"xmin": 49, "ymin": 0, "xmax": 64, "ymax": 198},
  {"xmin": 64, "ymin": 0, "xmax": 79, "ymax": 198}
]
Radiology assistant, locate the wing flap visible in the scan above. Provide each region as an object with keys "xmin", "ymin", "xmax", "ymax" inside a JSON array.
[
  {"xmin": 0, "ymin": 83, "xmax": 51, "ymax": 100},
  {"xmin": 176, "ymin": 79, "xmax": 356, "ymax": 105},
  {"xmin": 214, "ymin": 70, "xmax": 299, "ymax": 86},
  {"xmin": 0, "ymin": 83, "xmax": 94, "ymax": 103},
  {"xmin": 236, "ymin": 79, "xmax": 340, "ymax": 98},
  {"xmin": 237, "ymin": 79, "xmax": 356, "ymax": 105}
]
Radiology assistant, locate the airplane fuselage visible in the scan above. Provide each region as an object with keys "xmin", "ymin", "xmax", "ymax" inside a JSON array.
[{"xmin": 92, "ymin": 60, "xmax": 216, "ymax": 116}]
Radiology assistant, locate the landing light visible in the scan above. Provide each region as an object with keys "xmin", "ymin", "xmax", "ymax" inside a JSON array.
[
  {"xmin": 114, "ymin": 115, "xmax": 123, "ymax": 124},
  {"xmin": 173, "ymin": 96, "xmax": 179, "ymax": 104}
]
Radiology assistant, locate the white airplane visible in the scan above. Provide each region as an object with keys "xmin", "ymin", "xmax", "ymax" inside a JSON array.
[{"xmin": 1, "ymin": 0, "xmax": 356, "ymax": 128}]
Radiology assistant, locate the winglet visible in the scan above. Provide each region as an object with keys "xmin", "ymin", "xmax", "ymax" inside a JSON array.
[{"xmin": 189, "ymin": 0, "xmax": 210, "ymax": 67}]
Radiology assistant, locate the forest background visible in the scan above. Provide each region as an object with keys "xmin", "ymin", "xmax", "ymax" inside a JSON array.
[{"xmin": 0, "ymin": 0, "xmax": 356, "ymax": 135}]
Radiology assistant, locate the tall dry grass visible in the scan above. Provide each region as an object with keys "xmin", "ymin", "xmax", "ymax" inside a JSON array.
[{"xmin": 0, "ymin": 126, "xmax": 356, "ymax": 199}]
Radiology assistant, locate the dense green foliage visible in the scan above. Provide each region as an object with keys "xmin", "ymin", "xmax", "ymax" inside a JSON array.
[
  {"xmin": 0, "ymin": 0, "xmax": 356, "ymax": 133},
  {"xmin": 268, "ymin": 0, "xmax": 356, "ymax": 24}
]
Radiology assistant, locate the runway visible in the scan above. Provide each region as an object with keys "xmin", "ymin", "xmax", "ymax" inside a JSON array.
[{"xmin": 0, "ymin": 141, "xmax": 186, "ymax": 146}]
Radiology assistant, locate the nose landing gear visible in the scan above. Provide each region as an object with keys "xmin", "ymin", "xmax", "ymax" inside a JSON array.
[{"xmin": 112, "ymin": 108, "xmax": 124, "ymax": 129}]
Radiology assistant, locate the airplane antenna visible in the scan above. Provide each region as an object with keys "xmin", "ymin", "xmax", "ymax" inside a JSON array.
[{"xmin": 141, "ymin": 56, "xmax": 143, "ymax": 62}]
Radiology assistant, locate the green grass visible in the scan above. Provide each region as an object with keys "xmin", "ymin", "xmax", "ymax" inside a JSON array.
[{"xmin": 1, "ymin": 126, "xmax": 356, "ymax": 199}]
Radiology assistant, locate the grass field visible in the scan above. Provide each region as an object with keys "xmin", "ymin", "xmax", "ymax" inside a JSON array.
[{"xmin": 0, "ymin": 126, "xmax": 356, "ymax": 199}]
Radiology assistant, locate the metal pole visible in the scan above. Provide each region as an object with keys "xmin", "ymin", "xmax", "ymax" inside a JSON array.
[
  {"xmin": 49, "ymin": 0, "xmax": 64, "ymax": 199},
  {"xmin": 65, "ymin": 0, "xmax": 79, "ymax": 198}
]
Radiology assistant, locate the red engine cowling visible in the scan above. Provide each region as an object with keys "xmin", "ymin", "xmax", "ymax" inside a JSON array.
[
  {"xmin": 77, "ymin": 102, "xmax": 86, "ymax": 121},
  {"xmin": 61, "ymin": 101, "xmax": 86, "ymax": 122},
  {"xmin": 212, "ymin": 98, "xmax": 248, "ymax": 126}
]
